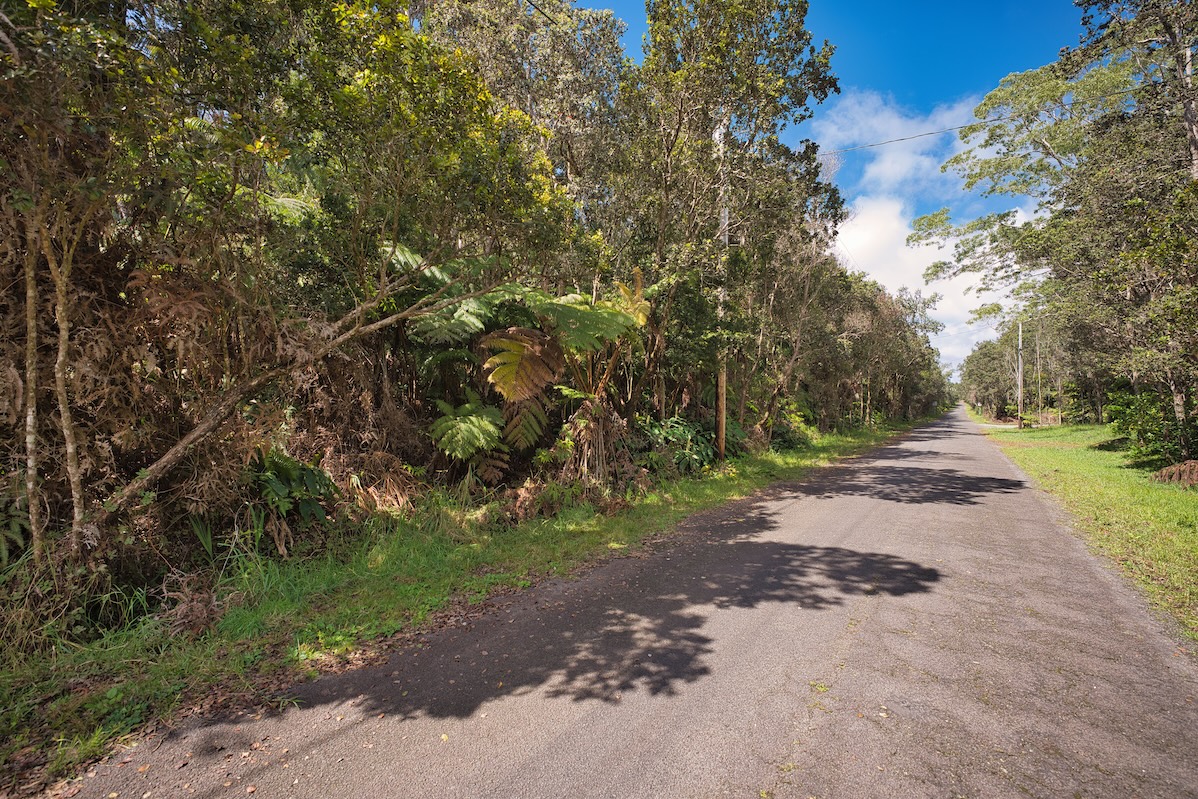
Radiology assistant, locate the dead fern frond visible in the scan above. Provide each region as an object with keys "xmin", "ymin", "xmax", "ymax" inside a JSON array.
[
  {"xmin": 480, "ymin": 327, "xmax": 564, "ymax": 403},
  {"xmin": 503, "ymin": 397, "xmax": 550, "ymax": 451}
]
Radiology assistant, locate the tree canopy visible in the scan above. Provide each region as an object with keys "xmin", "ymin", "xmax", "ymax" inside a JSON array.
[
  {"xmin": 914, "ymin": 0, "xmax": 1196, "ymax": 459},
  {"xmin": 1, "ymin": 0, "xmax": 950, "ymax": 651}
]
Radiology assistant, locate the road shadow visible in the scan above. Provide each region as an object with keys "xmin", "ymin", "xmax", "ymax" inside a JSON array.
[
  {"xmin": 274, "ymin": 539, "xmax": 940, "ymax": 722},
  {"xmin": 788, "ymin": 462, "xmax": 1025, "ymax": 505},
  {"xmin": 180, "ymin": 506, "xmax": 941, "ymax": 779},
  {"xmin": 861, "ymin": 446, "xmax": 967, "ymax": 462}
]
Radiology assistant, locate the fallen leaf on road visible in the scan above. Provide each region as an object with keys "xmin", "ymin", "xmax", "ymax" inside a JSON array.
[{"xmin": 440, "ymin": 734, "xmax": 448, "ymax": 742}]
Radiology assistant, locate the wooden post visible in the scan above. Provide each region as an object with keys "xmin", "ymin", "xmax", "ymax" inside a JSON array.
[
  {"xmin": 1016, "ymin": 319, "xmax": 1024, "ymax": 429},
  {"xmin": 715, "ymin": 111, "xmax": 729, "ymax": 459}
]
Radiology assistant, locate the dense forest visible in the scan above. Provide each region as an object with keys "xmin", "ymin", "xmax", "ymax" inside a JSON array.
[
  {"xmin": 920, "ymin": 0, "xmax": 1197, "ymax": 465},
  {"xmin": 0, "ymin": 0, "xmax": 951, "ymax": 651}
]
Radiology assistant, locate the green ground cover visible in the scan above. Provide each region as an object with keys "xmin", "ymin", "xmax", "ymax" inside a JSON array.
[
  {"xmin": 985, "ymin": 423, "xmax": 1198, "ymax": 641},
  {"xmin": 1, "ymin": 426, "xmax": 897, "ymax": 791}
]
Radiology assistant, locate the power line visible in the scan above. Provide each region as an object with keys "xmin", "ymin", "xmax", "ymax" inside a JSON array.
[
  {"xmin": 523, "ymin": 0, "xmax": 566, "ymax": 28},
  {"xmin": 824, "ymin": 122, "xmax": 992, "ymax": 154},
  {"xmin": 821, "ymin": 86, "xmax": 1141, "ymax": 155}
]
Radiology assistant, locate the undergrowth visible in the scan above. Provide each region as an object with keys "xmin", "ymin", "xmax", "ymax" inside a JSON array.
[{"xmin": 0, "ymin": 424, "xmax": 899, "ymax": 795}]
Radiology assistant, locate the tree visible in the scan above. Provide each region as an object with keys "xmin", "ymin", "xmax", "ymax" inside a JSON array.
[
  {"xmin": 911, "ymin": 1, "xmax": 1196, "ymax": 458},
  {"xmin": 0, "ymin": 0, "xmax": 568, "ymax": 564}
]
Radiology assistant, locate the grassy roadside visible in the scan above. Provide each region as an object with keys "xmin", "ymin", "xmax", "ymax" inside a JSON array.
[
  {"xmin": 982, "ymin": 423, "xmax": 1198, "ymax": 641},
  {"xmin": 1, "ymin": 424, "xmax": 901, "ymax": 794}
]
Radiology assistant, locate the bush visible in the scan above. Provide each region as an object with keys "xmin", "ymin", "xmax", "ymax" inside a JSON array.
[
  {"xmin": 635, "ymin": 416, "xmax": 719, "ymax": 475},
  {"xmin": 770, "ymin": 413, "xmax": 813, "ymax": 451},
  {"xmin": 1108, "ymin": 389, "xmax": 1196, "ymax": 465}
]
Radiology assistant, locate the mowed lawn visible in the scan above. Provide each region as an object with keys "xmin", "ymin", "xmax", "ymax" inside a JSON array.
[{"xmin": 986, "ymin": 424, "xmax": 1198, "ymax": 641}]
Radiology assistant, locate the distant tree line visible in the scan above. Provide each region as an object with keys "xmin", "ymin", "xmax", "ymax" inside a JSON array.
[{"xmin": 917, "ymin": 0, "xmax": 1196, "ymax": 463}]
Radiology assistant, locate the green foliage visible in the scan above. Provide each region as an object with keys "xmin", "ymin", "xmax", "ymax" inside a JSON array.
[
  {"xmin": 1108, "ymin": 390, "xmax": 1197, "ymax": 465},
  {"xmin": 430, "ymin": 395, "xmax": 505, "ymax": 463},
  {"xmin": 503, "ymin": 398, "xmax": 551, "ymax": 451},
  {"xmin": 408, "ymin": 297, "xmax": 492, "ymax": 346},
  {"xmin": 247, "ymin": 449, "xmax": 339, "ymax": 528},
  {"xmin": 0, "ymin": 498, "xmax": 28, "ymax": 568},
  {"xmin": 189, "ymin": 516, "xmax": 215, "ymax": 561},
  {"xmin": 637, "ymin": 416, "xmax": 719, "ymax": 475},
  {"xmin": 770, "ymin": 412, "xmax": 814, "ymax": 451},
  {"xmin": 529, "ymin": 293, "xmax": 641, "ymax": 353}
]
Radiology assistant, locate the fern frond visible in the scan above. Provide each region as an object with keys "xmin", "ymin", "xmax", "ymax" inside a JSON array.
[
  {"xmin": 615, "ymin": 267, "xmax": 650, "ymax": 326},
  {"xmin": 473, "ymin": 449, "xmax": 510, "ymax": 485},
  {"xmin": 534, "ymin": 296, "xmax": 639, "ymax": 352},
  {"xmin": 421, "ymin": 348, "xmax": 479, "ymax": 373},
  {"xmin": 409, "ymin": 297, "xmax": 491, "ymax": 345},
  {"xmin": 430, "ymin": 400, "xmax": 505, "ymax": 462},
  {"xmin": 504, "ymin": 397, "xmax": 550, "ymax": 450},
  {"xmin": 481, "ymin": 327, "xmax": 564, "ymax": 403},
  {"xmin": 379, "ymin": 240, "xmax": 423, "ymax": 274}
]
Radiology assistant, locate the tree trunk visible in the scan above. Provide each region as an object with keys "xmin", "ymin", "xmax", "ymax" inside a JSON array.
[
  {"xmin": 42, "ymin": 233, "xmax": 86, "ymax": 555},
  {"xmin": 23, "ymin": 241, "xmax": 42, "ymax": 564},
  {"xmin": 716, "ymin": 360, "xmax": 726, "ymax": 459},
  {"xmin": 1156, "ymin": 7, "xmax": 1198, "ymax": 180},
  {"xmin": 1166, "ymin": 370, "xmax": 1191, "ymax": 460},
  {"xmin": 735, "ymin": 356, "xmax": 749, "ymax": 426}
]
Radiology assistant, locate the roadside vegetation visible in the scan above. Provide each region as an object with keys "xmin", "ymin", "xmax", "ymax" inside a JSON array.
[
  {"xmin": 983, "ymin": 423, "xmax": 1198, "ymax": 642},
  {"xmin": 2, "ymin": 1, "xmax": 958, "ymax": 793},
  {"xmin": 919, "ymin": 2, "xmax": 1197, "ymax": 464},
  {"xmin": 0, "ymin": 424, "xmax": 900, "ymax": 793}
]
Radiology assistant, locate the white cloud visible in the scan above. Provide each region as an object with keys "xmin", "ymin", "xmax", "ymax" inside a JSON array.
[
  {"xmin": 811, "ymin": 90, "xmax": 1022, "ymax": 370},
  {"xmin": 834, "ymin": 195, "xmax": 1005, "ymax": 370},
  {"xmin": 813, "ymin": 90, "xmax": 978, "ymax": 199}
]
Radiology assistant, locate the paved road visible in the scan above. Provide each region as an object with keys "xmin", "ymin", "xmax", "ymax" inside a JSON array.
[{"xmin": 67, "ymin": 408, "xmax": 1198, "ymax": 798}]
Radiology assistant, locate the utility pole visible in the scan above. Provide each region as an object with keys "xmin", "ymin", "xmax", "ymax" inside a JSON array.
[
  {"xmin": 1036, "ymin": 317, "xmax": 1043, "ymax": 422},
  {"xmin": 1016, "ymin": 319, "xmax": 1024, "ymax": 430},
  {"xmin": 715, "ymin": 112, "xmax": 729, "ymax": 460}
]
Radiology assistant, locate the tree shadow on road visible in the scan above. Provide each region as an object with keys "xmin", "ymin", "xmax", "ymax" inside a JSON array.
[
  {"xmin": 788, "ymin": 463, "xmax": 1026, "ymax": 505},
  {"xmin": 269, "ymin": 536, "xmax": 940, "ymax": 726},
  {"xmin": 180, "ymin": 527, "xmax": 941, "ymax": 796}
]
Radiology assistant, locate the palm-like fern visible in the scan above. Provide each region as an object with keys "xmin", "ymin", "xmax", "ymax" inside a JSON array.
[
  {"xmin": 480, "ymin": 279, "xmax": 649, "ymax": 469},
  {"xmin": 430, "ymin": 395, "xmax": 505, "ymax": 462},
  {"xmin": 480, "ymin": 327, "xmax": 565, "ymax": 403}
]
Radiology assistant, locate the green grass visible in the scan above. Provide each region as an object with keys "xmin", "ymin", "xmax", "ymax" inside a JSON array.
[
  {"xmin": 985, "ymin": 423, "xmax": 1198, "ymax": 640},
  {"xmin": 0, "ymin": 424, "xmax": 900, "ymax": 792}
]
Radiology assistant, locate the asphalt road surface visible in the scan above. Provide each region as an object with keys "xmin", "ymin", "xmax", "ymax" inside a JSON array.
[{"xmin": 65, "ymin": 407, "xmax": 1198, "ymax": 798}]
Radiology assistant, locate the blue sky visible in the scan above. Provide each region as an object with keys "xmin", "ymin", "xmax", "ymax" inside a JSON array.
[{"xmin": 579, "ymin": 0, "xmax": 1087, "ymax": 368}]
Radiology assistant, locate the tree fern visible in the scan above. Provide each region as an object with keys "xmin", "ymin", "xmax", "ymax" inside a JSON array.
[
  {"xmin": 503, "ymin": 397, "xmax": 550, "ymax": 450},
  {"xmin": 409, "ymin": 297, "xmax": 491, "ymax": 345},
  {"xmin": 430, "ymin": 396, "xmax": 505, "ymax": 462},
  {"xmin": 480, "ymin": 327, "xmax": 565, "ymax": 402},
  {"xmin": 531, "ymin": 295, "xmax": 639, "ymax": 352}
]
